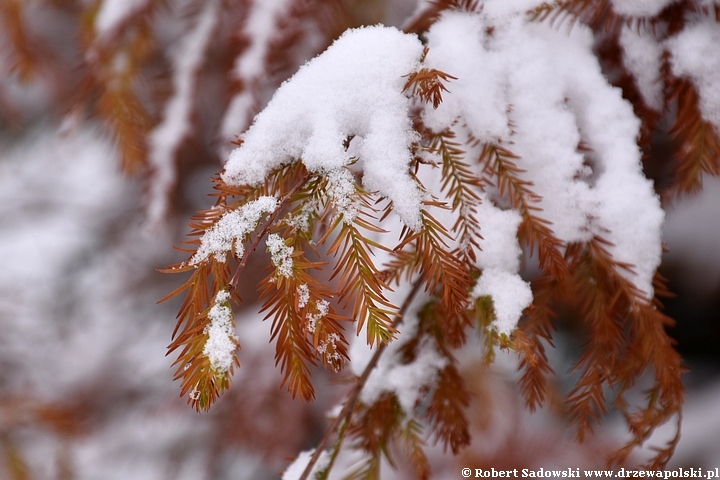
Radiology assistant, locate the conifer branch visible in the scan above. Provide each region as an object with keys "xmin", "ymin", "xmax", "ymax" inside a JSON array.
[
  {"xmin": 429, "ymin": 129, "xmax": 485, "ymax": 265},
  {"xmin": 394, "ymin": 208, "xmax": 473, "ymax": 347},
  {"xmin": 326, "ymin": 210, "xmax": 399, "ymax": 347},
  {"xmin": 528, "ymin": 0, "xmax": 625, "ymax": 33},
  {"xmin": 298, "ymin": 277, "xmax": 424, "ymax": 480},
  {"xmin": 403, "ymin": 67, "xmax": 457, "ymax": 109},
  {"xmin": 514, "ymin": 273, "xmax": 557, "ymax": 411},
  {"xmin": 479, "ymin": 143, "xmax": 567, "ymax": 277},
  {"xmin": 667, "ymin": 78, "xmax": 720, "ymax": 196},
  {"xmin": 563, "ymin": 237, "xmax": 684, "ymax": 466},
  {"xmin": 425, "ymin": 364, "xmax": 471, "ymax": 453},
  {"xmin": 0, "ymin": 0, "xmax": 42, "ymax": 82}
]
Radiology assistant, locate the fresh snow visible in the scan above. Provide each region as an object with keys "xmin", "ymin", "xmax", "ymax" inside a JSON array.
[
  {"xmin": 281, "ymin": 449, "xmax": 330, "ymax": 480},
  {"xmin": 471, "ymin": 268, "xmax": 534, "ymax": 336},
  {"xmin": 191, "ymin": 196, "xmax": 278, "ymax": 264},
  {"xmin": 95, "ymin": 0, "xmax": 149, "ymax": 36},
  {"xmin": 147, "ymin": 0, "xmax": 220, "ymax": 225},
  {"xmin": 266, "ymin": 233, "xmax": 294, "ymax": 277},
  {"xmin": 222, "ymin": 25, "xmax": 426, "ymax": 230},
  {"xmin": 422, "ymin": 7, "xmax": 663, "ymax": 303},
  {"xmin": 610, "ymin": 0, "xmax": 677, "ymax": 17},
  {"xmin": 667, "ymin": 19, "xmax": 720, "ymax": 132},
  {"xmin": 306, "ymin": 299, "xmax": 329, "ymax": 334},
  {"xmin": 619, "ymin": 25, "xmax": 664, "ymax": 111},
  {"xmin": 202, "ymin": 290, "xmax": 237, "ymax": 373},
  {"xmin": 296, "ymin": 284, "xmax": 310, "ymax": 309}
]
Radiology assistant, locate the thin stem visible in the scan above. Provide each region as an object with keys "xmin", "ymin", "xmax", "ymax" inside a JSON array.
[
  {"xmin": 298, "ymin": 276, "xmax": 425, "ymax": 480},
  {"xmin": 228, "ymin": 172, "xmax": 312, "ymax": 291}
]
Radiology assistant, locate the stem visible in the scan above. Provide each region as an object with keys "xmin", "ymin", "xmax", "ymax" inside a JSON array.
[
  {"xmin": 228, "ymin": 173, "xmax": 312, "ymax": 291},
  {"xmin": 298, "ymin": 276, "xmax": 425, "ymax": 480}
]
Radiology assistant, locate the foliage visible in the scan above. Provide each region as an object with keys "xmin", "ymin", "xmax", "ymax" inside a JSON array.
[{"xmin": 3, "ymin": 0, "xmax": 720, "ymax": 477}]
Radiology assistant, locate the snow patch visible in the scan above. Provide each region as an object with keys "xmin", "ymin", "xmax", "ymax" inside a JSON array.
[
  {"xmin": 667, "ymin": 19, "xmax": 720, "ymax": 131},
  {"xmin": 191, "ymin": 196, "xmax": 278, "ymax": 264},
  {"xmin": 281, "ymin": 449, "xmax": 330, "ymax": 480},
  {"xmin": 471, "ymin": 268, "xmax": 533, "ymax": 336},
  {"xmin": 95, "ymin": 0, "xmax": 149, "ymax": 36},
  {"xmin": 202, "ymin": 290, "xmax": 237, "ymax": 373},
  {"xmin": 222, "ymin": 26, "xmax": 426, "ymax": 230},
  {"xmin": 620, "ymin": 25, "xmax": 664, "ymax": 111},
  {"xmin": 610, "ymin": 0, "xmax": 676, "ymax": 17},
  {"xmin": 267, "ymin": 233, "xmax": 294, "ymax": 277}
]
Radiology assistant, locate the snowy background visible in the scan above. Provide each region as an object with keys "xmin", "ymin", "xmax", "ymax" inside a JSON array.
[{"xmin": 1, "ymin": 0, "xmax": 720, "ymax": 478}]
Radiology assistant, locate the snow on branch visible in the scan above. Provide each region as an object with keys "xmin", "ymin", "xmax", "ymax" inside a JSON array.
[
  {"xmin": 423, "ymin": 6, "xmax": 663, "ymax": 300},
  {"xmin": 219, "ymin": 0, "xmax": 293, "ymax": 148},
  {"xmin": 222, "ymin": 26, "xmax": 426, "ymax": 230},
  {"xmin": 667, "ymin": 19, "xmax": 720, "ymax": 133},
  {"xmin": 147, "ymin": 0, "xmax": 220, "ymax": 225},
  {"xmin": 95, "ymin": 0, "xmax": 150, "ymax": 37},
  {"xmin": 164, "ymin": 1, "xmax": 681, "ymax": 473}
]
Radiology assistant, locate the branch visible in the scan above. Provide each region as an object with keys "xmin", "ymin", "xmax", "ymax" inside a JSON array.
[
  {"xmin": 228, "ymin": 172, "xmax": 313, "ymax": 290},
  {"xmin": 298, "ymin": 276, "xmax": 425, "ymax": 480}
]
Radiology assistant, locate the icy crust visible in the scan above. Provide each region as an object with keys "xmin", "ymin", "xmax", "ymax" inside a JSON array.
[
  {"xmin": 222, "ymin": 26, "xmax": 426, "ymax": 230},
  {"xmin": 190, "ymin": 196, "xmax": 278, "ymax": 265},
  {"xmin": 424, "ymin": 8, "xmax": 663, "ymax": 303},
  {"xmin": 667, "ymin": 19, "xmax": 720, "ymax": 131},
  {"xmin": 202, "ymin": 290, "xmax": 238, "ymax": 373}
]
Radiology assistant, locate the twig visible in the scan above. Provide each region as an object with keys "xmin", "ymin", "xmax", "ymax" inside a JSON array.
[
  {"xmin": 228, "ymin": 172, "xmax": 312, "ymax": 290},
  {"xmin": 298, "ymin": 276, "xmax": 425, "ymax": 480}
]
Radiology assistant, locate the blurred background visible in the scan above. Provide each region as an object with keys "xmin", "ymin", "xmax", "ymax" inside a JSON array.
[{"xmin": 1, "ymin": 0, "xmax": 719, "ymax": 478}]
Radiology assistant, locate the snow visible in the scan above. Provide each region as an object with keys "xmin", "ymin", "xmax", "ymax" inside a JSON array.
[
  {"xmin": 94, "ymin": 0, "xmax": 149, "ymax": 36},
  {"xmin": 190, "ymin": 196, "xmax": 278, "ymax": 264},
  {"xmin": 610, "ymin": 0, "xmax": 677, "ymax": 17},
  {"xmin": 422, "ymin": 7, "xmax": 663, "ymax": 303},
  {"xmin": 619, "ymin": 25, "xmax": 664, "ymax": 111},
  {"xmin": 317, "ymin": 332, "xmax": 341, "ymax": 363},
  {"xmin": 473, "ymin": 194, "xmax": 524, "ymax": 273},
  {"xmin": 325, "ymin": 167, "xmax": 359, "ymax": 223},
  {"xmin": 297, "ymin": 284, "xmax": 310, "ymax": 308},
  {"xmin": 281, "ymin": 449, "xmax": 330, "ymax": 480},
  {"xmin": 267, "ymin": 233, "xmax": 294, "ymax": 277},
  {"xmin": 359, "ymin": 295, "xmax": 448, "ymax": 414},
  {"xmin": 667, "ymin": 18, "xmax": 720, "ymax": 131},
  {"xmin": 202, "ymin": 290, "xmax": 238, "ymax": 372},
  {"xmin": 306, "ymin": 299, "xmax": 329, "ymax": 333},
  {"xmin": 419, "ymin": 12, "xmax": 510, "ymax": 140},
  {"xmin": 222, "ymin": 25, "xmax": 426, "ymax": 230},
  {"xmin": 471, "ymin": 268, "xmax": 534, "ymax": 335},
  {"xmin": 147, "ymin": 0, "xmax": 220, "ymax": 225},
  {"xmin": 220, "ymin": 0, "xmax": 292, "ymax": 147}
]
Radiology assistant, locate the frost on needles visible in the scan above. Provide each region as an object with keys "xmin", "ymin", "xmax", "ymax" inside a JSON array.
[{"xmin": 165, "ymin": 3, "xmax": 679, "ymax": 474}]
